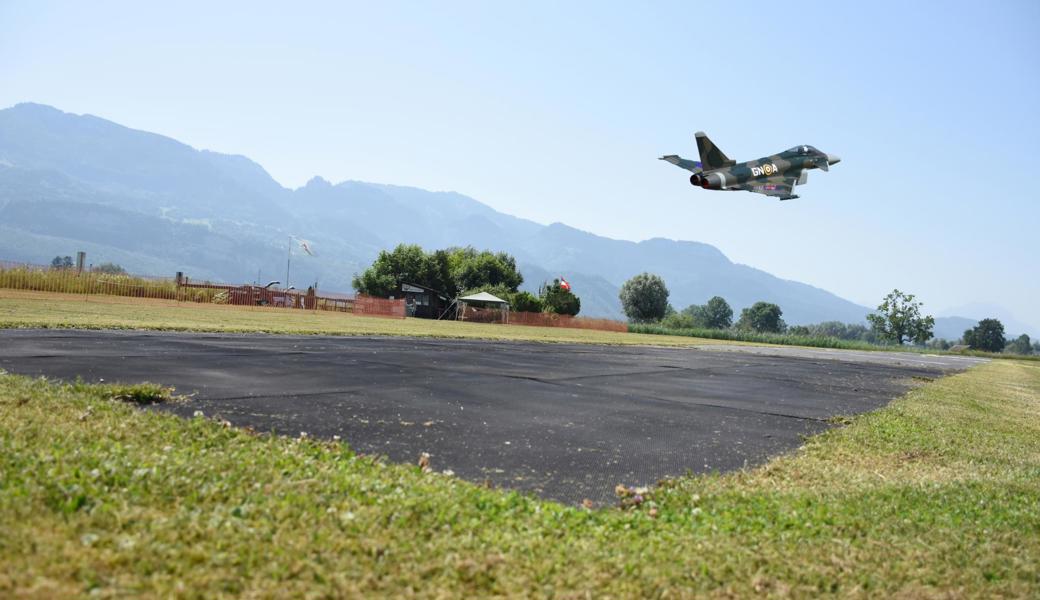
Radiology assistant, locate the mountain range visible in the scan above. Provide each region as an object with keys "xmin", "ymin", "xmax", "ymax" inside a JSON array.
[{"xmin": 0, "ymin": 103, "xmax": 1026, "ymax": 339}]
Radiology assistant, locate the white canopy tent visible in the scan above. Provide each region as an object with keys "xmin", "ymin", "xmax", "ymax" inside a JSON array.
[
  {"xmin": 458, "ymin": 292, "xmax": 508, "ymax": 305},
  {"xmin": 457, "ymin": 292, "xmax": 510, "ymax": 323}
]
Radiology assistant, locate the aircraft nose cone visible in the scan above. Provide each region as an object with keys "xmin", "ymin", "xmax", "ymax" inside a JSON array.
[{"xmin": 827, "ymin": 154, "xmax": 841, "ymax": 165}]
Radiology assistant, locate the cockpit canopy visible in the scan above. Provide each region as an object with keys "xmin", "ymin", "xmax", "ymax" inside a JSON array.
[{"xmin": 788, "ymin": 145, "xmax": 820, "ymax": 156}]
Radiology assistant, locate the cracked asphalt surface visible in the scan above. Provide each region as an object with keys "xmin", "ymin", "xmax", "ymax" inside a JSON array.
[{"xmin": 0, "ymin": 329, "xmax": 984, "ymax": 504}]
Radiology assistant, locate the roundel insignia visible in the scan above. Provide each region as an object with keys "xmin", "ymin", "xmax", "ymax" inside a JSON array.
[{"xmin": 763, "ymin": 164, "xmax": 773, "ymax": 175}]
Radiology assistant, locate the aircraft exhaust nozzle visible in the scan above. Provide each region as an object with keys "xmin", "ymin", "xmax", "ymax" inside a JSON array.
[{"xmin": 702, "ymin": 173, "xmax": 724, "ymax": 189}]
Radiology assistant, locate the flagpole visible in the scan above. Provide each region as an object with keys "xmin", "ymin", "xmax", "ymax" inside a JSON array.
[{"xmin": 286, "ymin": 235, "xmax": 292, "ymax": 290}]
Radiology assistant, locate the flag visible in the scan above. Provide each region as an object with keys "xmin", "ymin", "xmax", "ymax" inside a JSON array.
[
  {"xmin": 560, "ymin": 277, "xmax": 571, "ymax": 291},
  {"xmin": 296, "ymin": 238, "xmax": 315, "ymax": 256}
]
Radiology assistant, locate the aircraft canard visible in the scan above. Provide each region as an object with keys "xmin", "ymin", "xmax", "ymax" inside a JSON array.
[{"xmin": 659, "ymin": 132, "xmax": 839, "ymax": 200}]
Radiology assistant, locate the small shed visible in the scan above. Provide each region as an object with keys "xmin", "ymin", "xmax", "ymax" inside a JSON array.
[
  {"xmin": 458, "ymin": 292, "xmax": 510, "ymax": 323},
  {"xmin": 400, "ymin": 282, "xmax": 450, "ymax": 318}
]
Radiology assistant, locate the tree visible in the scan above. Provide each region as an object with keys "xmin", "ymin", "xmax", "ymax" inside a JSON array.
[
  {"xmin": 865, "ymin": 289, "xmax": 935, "ymax": 345},
  {"xmin": 1006, "ymin": 334, "xmax": 1032, "ymax": 355},
  {"xmin": 926, "ymin": 338, "xmax": 952, "ymax": 351},
  {"xmin": 352, "ymin": 244, "xmax": 433, "ymax": 297},
  {"xmin": 661, "ymin": 311, "xmax": 697, "ymax": 330},
  {"xmin": 675, "ymin": 298, "xmax": 731, "ymax": 329},
  {"xmin": 509, "ymin": 291, "xmax": 543, "ymax": 313},
  {"xmin": 736, "ymin": 301, "xmax": 785, "ymax": 333},
  {"xmin": 540, "ymin": 279, "xmax": 580, "ymax": 316},
  {"xmin": 450, "ymin": 247, "xmax": 523, "ymax": 294},
  {"xmin": 701, "ymin": 296, "xmax": 733, "ymax": 329},
  {"xmin": 619, "ymin": 273, "xmax": 669, "ymax": 323},
  {"xmin": 353, "ymin": 244, "xmax": 523, "ymax": 300},
  {"xmin": 810, "ymin": 321, "xmax": 851, "ymax": 339},
  {"xmin": 51, "ymin": 255, "xmax": 73, "ymax": 269},
  {"xmin": 963, "ymin": 318, "xmax": 1006, "ymax": 353},
  {"xmin": 93, "ymin": 262, "xmax": 126, "ymax": 275},
  {"xmin": 677, "ymin": 304, "xmax": 704, "ymax": 326}
]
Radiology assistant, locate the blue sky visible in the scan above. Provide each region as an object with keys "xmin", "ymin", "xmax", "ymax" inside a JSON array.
[{"xmin": 2, "ymin": 1, "xmax": 1038, "ymax": 330}]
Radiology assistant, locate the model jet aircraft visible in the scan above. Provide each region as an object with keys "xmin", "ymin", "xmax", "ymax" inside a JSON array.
[{"xmin": 660, "ymin": 132, "xmax": 840, "ymax": 200}]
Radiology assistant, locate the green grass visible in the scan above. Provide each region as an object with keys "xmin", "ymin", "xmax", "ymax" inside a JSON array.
[
  {"xmin": 0, "ymin": 290, "xmax": 727, "ymax": 347},
  {"xmin": 2, "ymin": 360, "xmax": 1038, "ymax": 597},
  {"xmin": 630, "ymin": 322, "xmax": 1040, "ymax": 361}
]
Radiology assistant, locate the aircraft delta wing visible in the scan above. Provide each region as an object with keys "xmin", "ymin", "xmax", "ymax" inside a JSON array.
[{"xmin": 660, "ymin": 132, "xmax": 839, "ymax": 201}]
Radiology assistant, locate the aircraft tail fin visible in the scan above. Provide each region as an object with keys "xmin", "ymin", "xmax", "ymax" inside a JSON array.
[{"xmin": 695, "ymin": 132, "xmax": 735, "ymax": 170}]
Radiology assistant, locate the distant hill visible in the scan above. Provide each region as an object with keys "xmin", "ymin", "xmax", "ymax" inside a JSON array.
[
  {"xmin": 937, "ymin": 303, "xmax": 1037, "ymax": 339},
  {"xmin": 0, "ymin": 102, "xmax": 988, "ymax": 332}
]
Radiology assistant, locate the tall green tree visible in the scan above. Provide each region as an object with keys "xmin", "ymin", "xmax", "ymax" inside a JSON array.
[
  {"xmin": 450, "ymin": 247, "xmax": 523, "ymax": 294},
  {"xmin": 963, "ymin": 318, "xmax": 1006, "ymax": 353},
  {"xmin": 680, "ymin": 304, "xmax": 708, "ymax": 328},
  {"xmin": 662, "ymin": 309, "xmax": 697, "ymax": 329},
  {"xmin": 508, "ymin": 291, "xmax": 543, "ymax": 313},
  {"xmin": 540, "ymin": 279, "xmax": 580, "ymax": 316},
  {"xmin": 352, "ymin": 244, "xmax": 435, "ymax": 297},
  {"xmin": 701, "ymin": 296, "xmax": 733, "ymax": 329},
  {"xmin": 865, "ymin": 289, "xmax": 935, "ymax": 344},
  {"xmin": 1006, "ymin": 333, "xmax": 1032, "ymax": 355},
  {"xmin": 736, "ymin": 301, "xmax": 785, "ymax": 333},
  {"xmin": 619, "ymin": 273, "xmax": 669, "ymax": 323}
]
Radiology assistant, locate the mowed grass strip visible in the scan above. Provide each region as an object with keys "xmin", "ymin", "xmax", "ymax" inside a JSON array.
[
  {"xmin": 0, "ymin": 290, "xmax": 726, "ymax": 347},
  {"xmin": 1, "ymin": 361, "xmax": 1038, "ymax": 597}
]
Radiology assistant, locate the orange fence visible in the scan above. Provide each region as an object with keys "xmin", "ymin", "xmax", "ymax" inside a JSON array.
[
  {"xmin": 457, "ymin": 305, "xmax": 626, "ymax": 332},
  {"xmin": 353, "ymin": 294, "xmax": 407, "ymax": 318},
  {"xmin": 508, "ymin": 311, "xmax": 628, "ymax": 332},
  {"xmin": 458, "ymin": 305, "xmax": 507, "ymax": 324},
  {"xmin": 1, "ymin": 260, "xmax": 625, "ymax": 329},
  {"xmin": 0, "ymin": 260, "xmax": 405, "ymax": 319}
]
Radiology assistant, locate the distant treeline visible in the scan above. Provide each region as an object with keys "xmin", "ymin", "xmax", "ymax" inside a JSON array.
[
  {"xmin": 618, "ymin": 272, "xmax": 1037, "ymax": 356},
  {"xmin": 628, "ymin": 322, "xmax": 885, "ymax": 350}
]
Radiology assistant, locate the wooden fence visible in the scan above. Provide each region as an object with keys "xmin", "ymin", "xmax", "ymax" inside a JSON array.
[{"xmin": 0, "ymin": 261, "xmax": 405, "ymax": 318}]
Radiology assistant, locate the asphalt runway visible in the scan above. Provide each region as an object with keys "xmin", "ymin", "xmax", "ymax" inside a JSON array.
[{"xmin": 0, "ymin": 329, "xmax": 984, "ymax": 504}]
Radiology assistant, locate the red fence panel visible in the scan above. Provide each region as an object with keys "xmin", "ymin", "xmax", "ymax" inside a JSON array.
[
  {"xmin": 507, "ymin": 311, "xmax": 627, "ymax": 333},
  {"xmin": 353, "ymin": 294, "xmax": 406, "ymax": 318},
  {"xmin": 458, "ymin": 305, "xmax": 507, "ymax": 324}
]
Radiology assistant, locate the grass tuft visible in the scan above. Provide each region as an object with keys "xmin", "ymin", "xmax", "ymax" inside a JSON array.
[{"xmin": 98, "ymin": 382, "xmax": 175, "ymax": 404}]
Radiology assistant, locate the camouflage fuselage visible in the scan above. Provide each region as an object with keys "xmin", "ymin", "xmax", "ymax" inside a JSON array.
[
  {"xmin": 661, "ymin": 132, "xmax": 839, "ymax": 200},
  {"xmin": 699, "ymin": 150, "xmax": 816, "ymax": 190}
]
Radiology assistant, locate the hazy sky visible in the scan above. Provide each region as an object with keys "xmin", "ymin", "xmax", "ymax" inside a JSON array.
[{"xmin": 2, "ymin": 1, "xmax": 1038, "ymax": 327}]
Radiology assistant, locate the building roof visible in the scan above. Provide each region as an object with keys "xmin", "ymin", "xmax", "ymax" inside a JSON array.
[
  {"xmin": 401, "ymin": 282, "xmax": 447, "ymax": 300},
  {"xmin": 459, "ymin": 291, "xmax": 508, "ymax": 304}
]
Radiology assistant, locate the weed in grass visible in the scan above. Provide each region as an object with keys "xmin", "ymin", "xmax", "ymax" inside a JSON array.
[
  {"xmin": 826, "ymin": 414, "xmax": 855, "ymax": 425},
  {"xmin": 100, "ymin": 382, "xmax": 175, "ymax": 404}
]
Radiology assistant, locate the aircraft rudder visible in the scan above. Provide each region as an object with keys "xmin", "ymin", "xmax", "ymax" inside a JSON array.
[{"xmin": 695, "ymin": 131, "xmax": 733, "ymax": 170}]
